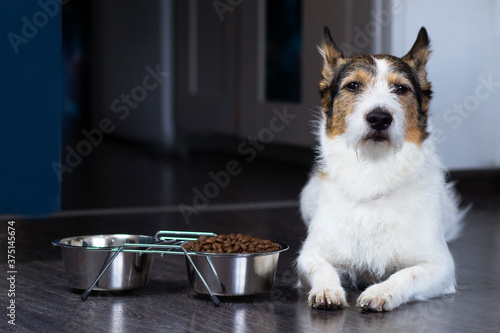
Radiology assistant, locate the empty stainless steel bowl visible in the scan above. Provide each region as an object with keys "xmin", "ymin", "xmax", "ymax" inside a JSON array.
[
  {"xmin": 184, "ymin": 243, "xmax": 289, "ymax": 296},
  {"xmin": 52, "ymin": 234, "xmax": 156, "ymax": 291}
]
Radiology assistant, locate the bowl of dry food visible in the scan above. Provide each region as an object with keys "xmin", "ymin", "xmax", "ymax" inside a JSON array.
[{"xmin": 182, "ymin": 234, "xmax": 289, "ymax": 296}]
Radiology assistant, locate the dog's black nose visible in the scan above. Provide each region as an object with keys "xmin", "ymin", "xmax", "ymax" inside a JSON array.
[{"xmin": 366, "ymin": 109, "xmax": 393, "ymax": 130}]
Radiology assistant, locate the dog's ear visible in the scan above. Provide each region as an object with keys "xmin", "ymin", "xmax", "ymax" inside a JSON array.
[
  {"xmin": 318, "ymin": 27, "xmax": 345, "ymax": 108},
  {"xmin": 402, "ymin": 27, "xmax": 431, "ymax": 85},
  {"xmin": 318, "ymin": 27, "xmax": 344, "ymax": 78}
]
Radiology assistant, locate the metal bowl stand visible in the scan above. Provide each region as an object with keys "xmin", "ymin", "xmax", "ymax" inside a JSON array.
[{"xmin": 79, "ymin": 230, "xmax": 221, "ymax": 306}]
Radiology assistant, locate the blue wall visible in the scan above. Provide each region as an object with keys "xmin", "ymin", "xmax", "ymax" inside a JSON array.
[{"xmin": 0, "ymin": 1, "xmax": 62, "ymax": 215}]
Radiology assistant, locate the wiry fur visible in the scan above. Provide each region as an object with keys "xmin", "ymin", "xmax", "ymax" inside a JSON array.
[{"xmin": 297, "ymin": 27, "xmax": 467, "ymax": 312}]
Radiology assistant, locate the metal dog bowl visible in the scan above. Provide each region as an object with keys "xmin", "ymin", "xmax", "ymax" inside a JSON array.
[
  {"xmin": 52, "ymin": 234, "xmax": 156, "ymax": 291},
  {"xmin": 184, "ymin": 243, "xmax": 289, "ymax": 296},
  {"xmin": 52, "ymin": 231, "xmax": 289, "ymax": 305}
]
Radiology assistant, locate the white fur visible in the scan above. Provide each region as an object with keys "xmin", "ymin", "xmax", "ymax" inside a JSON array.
[{"xmin": 297, "ymin": 58, "xmax": 465, "ymax": 311}]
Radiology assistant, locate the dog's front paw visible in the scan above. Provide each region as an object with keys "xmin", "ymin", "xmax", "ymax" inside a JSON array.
[
  {"xmin": 357, "ymin": 285, "xmax": 398, "ymax": 312},
  {"xmin": 308, "ymin": 287, "xmax": 347, "ymax": 310}
]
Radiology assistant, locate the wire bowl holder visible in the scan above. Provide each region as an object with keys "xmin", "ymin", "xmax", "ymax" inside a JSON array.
[{"xmin": 53, "ymin": 230, "xmax": 288, "ymax": 307}]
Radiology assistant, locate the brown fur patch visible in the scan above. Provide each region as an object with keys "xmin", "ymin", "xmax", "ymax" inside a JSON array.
[
  {"xmin": 347, "ymin": 70, "xmax": 372, "ymax": 87},
  {"xmin": 384, "ymin": 61, "xmax": 427, "ymax": 145},
  {"xmin": 402, "ymin": 95, "xmax": 424, "ymax": 145},
  {"xmin": 327, "ymin": 90, "xmax": 356, "ymax": 139},
  {"xmin": 326, "ymin": 67, "xmax": 374, "ymax": 138},
  {"xmin": 386, "ymin": 73, "xmax": 411, "ymax": 88},
  {"xmin": 318, "ymin": 49, "xmax": 347, "ymax": 111},
  {"xmin": 401, "ymin": 28, "xmax": 432, "ymax": 143},
  {"xmin": 377, "ymin": 54, "xmax": 431, "ymax": 145},
  {"xmin": 318, "ymin": 170, "xmax": 330, "ymax": 180},
  {"xmin": 321, "ymin": 56, "xmax": 376, "ymax": 139}
]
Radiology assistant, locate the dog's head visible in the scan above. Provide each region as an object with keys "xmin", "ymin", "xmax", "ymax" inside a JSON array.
[{"xmin": 318, "ymin": 27, "xmax": 432, "ymax": 157}]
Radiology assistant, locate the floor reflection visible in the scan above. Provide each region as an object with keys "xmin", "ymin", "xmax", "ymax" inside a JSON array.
[
  {"xmin": 295, "ymin": 301, "xmax": 347, "ymax": 332},
  {"xmin": 110, "ymin": 302, "xmax": 125, "ymax": 333},
  {"xmin": 293, "ymin": 292, "xmax": 457, "ymax": 333}
]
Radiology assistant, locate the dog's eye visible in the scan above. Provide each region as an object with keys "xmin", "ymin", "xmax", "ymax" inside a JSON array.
[
  {"xmin": 345, "ymin": 82, "xmax": 361, "ymax": 92},
  {"xmin": 393, "ymin": 84, "xmax": 410, "ymax": 95}
]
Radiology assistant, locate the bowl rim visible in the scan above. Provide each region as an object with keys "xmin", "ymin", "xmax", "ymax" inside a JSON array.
[
  {"xmin": 52, "ymin": 235, "xmax": 290, "ymax": 257},
  {"xmin": 181, "ymin": 241, "xmax": 289, "ymax": 257},
  {"xmin": 51, "ymin": 234, "xmax": 158, "ymax": 249}
]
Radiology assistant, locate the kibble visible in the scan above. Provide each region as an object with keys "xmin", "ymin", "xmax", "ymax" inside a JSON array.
[{"xmin": 182, "ymin": 234, "xmax": 280, "ymax": 254}]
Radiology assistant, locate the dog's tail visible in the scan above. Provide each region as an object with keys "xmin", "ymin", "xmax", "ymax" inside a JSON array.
[{"xmin": 443, "ymin": 182, "xmax": 471, "ymax": 242}]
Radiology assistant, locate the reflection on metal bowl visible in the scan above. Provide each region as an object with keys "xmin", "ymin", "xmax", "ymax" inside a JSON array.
[
  {"xmin": 184, "ymin": 243, "xmax": 289, "ymax": 296},
  {"xmin": 52, "ymin": 234, "xmax": 156, "ymax": 291}
]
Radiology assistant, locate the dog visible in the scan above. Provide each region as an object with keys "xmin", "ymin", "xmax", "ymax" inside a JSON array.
[{"xmin": 296, "ymin": 27, "xmax": 467, "ymax": 312}]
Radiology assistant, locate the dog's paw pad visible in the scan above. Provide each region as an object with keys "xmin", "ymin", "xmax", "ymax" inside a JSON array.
[
  {"xmin": 357, "ymin": 288, "xmax": 395, "ymax": 312},
  {"xmin": 308, "ymin": 288, "xmax": 346, "ymax": 310}
]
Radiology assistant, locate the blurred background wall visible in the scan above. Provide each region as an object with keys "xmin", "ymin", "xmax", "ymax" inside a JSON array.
[
  {"xmin": 89, "ymin": 0, "xmax": 500, "ymax": 169},
  {"xmin": 2, "ymin": 0, "xmax": 499, "ymax": 215},
  {"xmin": 0, "ymin": 1, "xmax": 62, "ymax": 215},
  {"xmin": 388, "ymin": 0, "xmax": 500, "ymax": 169}
]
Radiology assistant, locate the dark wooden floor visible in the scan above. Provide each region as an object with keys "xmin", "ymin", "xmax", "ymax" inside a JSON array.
[{"xmin": 1, "ymin": 140, "xmax": 499, "ymax": 332}]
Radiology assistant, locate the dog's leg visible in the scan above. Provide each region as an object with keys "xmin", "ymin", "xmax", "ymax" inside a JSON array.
[
  {"xmin": 357, "ymin": 259, "xmax": 455, "ymax": 312},
  {"xmin": 297, "ymin": 245, "xmax": 347, "ymax": 310}
]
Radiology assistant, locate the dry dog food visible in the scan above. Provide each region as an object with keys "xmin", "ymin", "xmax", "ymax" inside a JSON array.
[{"xmin": 182, "ymin": 234, "xmax": 280, "ymax": 254}]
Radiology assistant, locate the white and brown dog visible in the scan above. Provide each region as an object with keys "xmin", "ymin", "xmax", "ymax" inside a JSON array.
[{"xmin": 297, "ymin": 27, "xmax": 467, "ymax": 312}]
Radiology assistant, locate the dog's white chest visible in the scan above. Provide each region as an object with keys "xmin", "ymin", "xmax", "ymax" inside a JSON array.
[
  {"xmin": 306, "ymin": 175, "xmax": 436, "ymax": 278},
  {"xmin": 318, "ymin": 200, "xmax": 404, "ymax": 274}
]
